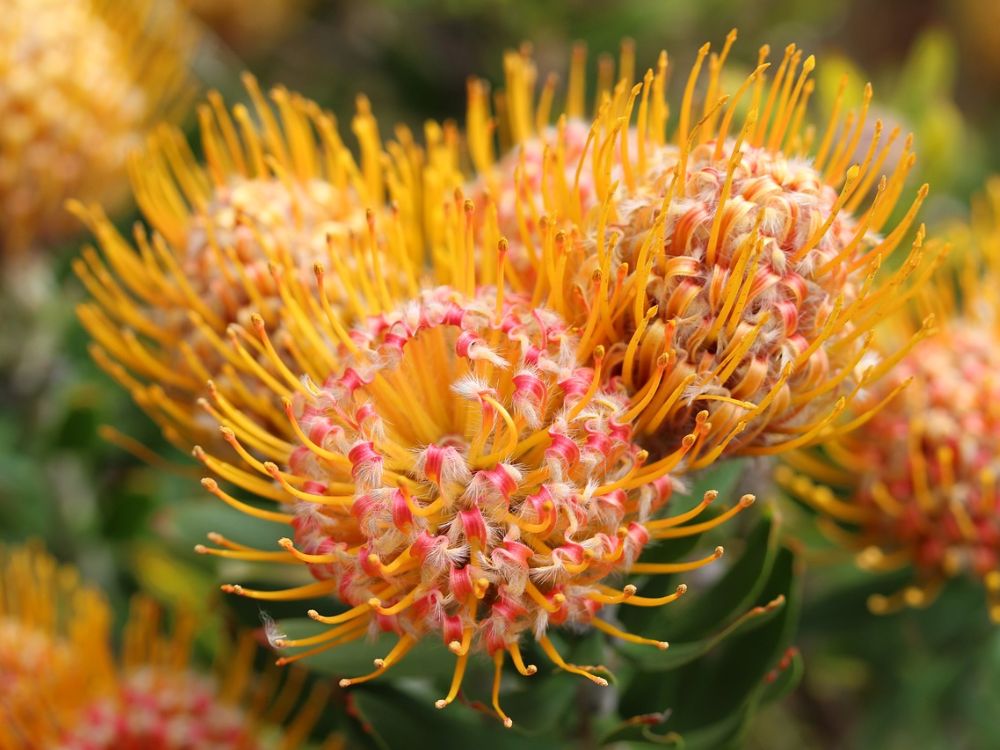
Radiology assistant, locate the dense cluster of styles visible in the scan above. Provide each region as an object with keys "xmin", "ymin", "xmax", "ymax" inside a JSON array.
[{"xmin": 2, "ymin": 3, "xmax": 998, "ymax": 746}]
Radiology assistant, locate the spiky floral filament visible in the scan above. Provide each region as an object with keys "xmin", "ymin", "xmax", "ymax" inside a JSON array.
[
  {"xmin": 0, "ymin": 544, "xmax": 330, "ymax": 749},
  {"xmin": 460, "ymin": 39, "xmax": 647, "ymax": 292},
  {"xmin": 452, "ymin": 31, "xmax": 943, "ymax": 467},
  {"xmin": 0, "ymin": 0, "xmax": 196, "ymax": 257},
  {"xmin": 73, "ymin": 76, "xmax": 429, "ymax": 452},
  {"xmin": 197, "ymin": 284, "xmax": 754, "ymax": 726}
]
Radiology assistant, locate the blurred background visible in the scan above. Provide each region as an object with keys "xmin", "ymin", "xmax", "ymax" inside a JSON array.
[{"xmin": 3, "ymin": 1, "xmax": 1000, "ymax": 748}]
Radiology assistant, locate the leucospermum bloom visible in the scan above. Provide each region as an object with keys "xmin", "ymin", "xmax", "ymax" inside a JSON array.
[
  {"xmin": 461, "ymin": 40, "xmax": 634, "ymax": 288},
  {"xmin": 0, "ymin": 0, "xmax": 195, "ymax": 258},
  {"xmin": 73, "ymin": 76, "xmax": 429, "ymax": 452},
  {"xmin": 195, "ymin": 272, "xmax": 754, "ymax": 726},
  {"xmin": 779, "ymin": 182, "xmax": 1000, "ymax": 622},
  {"xmin": 455, "ymin": 33, "xmax": 941, "ymax": 469},
  {"xmin": 0, "ymin": 544, "xmax": 331, "ymax": 749},
  {"xmin": 0, "ymin": 544, "xmax": 113, "ymax": 746}
]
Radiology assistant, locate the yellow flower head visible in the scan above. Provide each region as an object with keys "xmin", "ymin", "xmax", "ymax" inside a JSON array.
[
  {"xmin": 195, "ymin": 263, "xmax": 754, "ymax": 726},
  {"xmin": 0, "ymin": 0, "xmax": 195, "ymax": 257},
  {"xmin": 74, "ymin": 76, "xmax": 426, "ymax": 453},
  {"xmin": 0, "ymin": 544, "xmax": 330, "ymax": 749},
  {"xmin": 0, "ymin": 543, "xmax": 114, "ymax": 746},
  {"xmin": 456, "ymin": 32, "xmax": 941, "ymax": 470},
  {"xmin": 779, "ymin": 180, "xmax": 1000, "ymax": 622}
]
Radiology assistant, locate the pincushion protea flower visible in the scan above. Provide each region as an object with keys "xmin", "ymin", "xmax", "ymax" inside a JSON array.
[
  {"xmin": 779, "ymin": 181, "xmax": 1000, "ymax": 622},
  {"xmin": 0, "ymin": 0, "xmax": 195, "ymax": 259},
  {"xmin": 0, "ymin": 544, "xmax": 333, "ymax": 749},
  {"xmin": 1, "ymin": 543, "xmax": 114, "ymax": 746},
  {"xmin": 454, "ymin": 32, "xmax": 942, "ymax": 469},
  {"xmin": 194, "ymin": 272, "xmax": 753, "ymax": 727},
  {"xmin": 73, "ymin": 75, "xmax": 427, "ymax": 453}
]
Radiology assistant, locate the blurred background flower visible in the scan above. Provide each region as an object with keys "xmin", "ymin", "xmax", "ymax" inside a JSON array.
[
  {"xmin": 0, "ymin": 543, "xmax": 337, "ymax": 750},
  {"xmin": 0, "ymin": 0, "xmax": 197, "ymax": 266}
]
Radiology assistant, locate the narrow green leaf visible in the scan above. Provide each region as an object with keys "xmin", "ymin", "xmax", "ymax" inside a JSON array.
[
  {"xmin": 165, "ymin": 496, "xmax": 286, "ymax": 553},
  {"xmin": 618, "ymin": 592, "xmax": 786, "ymax": 672}
]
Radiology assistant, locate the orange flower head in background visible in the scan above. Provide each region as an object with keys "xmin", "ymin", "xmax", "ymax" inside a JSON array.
[
  {"xmin": 0, "ymin": 543, "xmax": 114, "ymax": 747},
  {"xmin": 0, "ymin": 544, "xmax": 332, "ymax": 750},
  {"xmin": 779, "ymin": 180, "xmax": 1000, "ymax": 622},
  {"xmin": 195, "ymin": 268, "xmax": 754, "ymax": 726},
  {"xmin": 74, "ymin": 75, "xmax": 430, "ymax": 453},
  {"xmin": 0, "ymin": 0, "xmax": 195, "ymax": 259},
  {"xmin": 455, "ymin": 32, "xmax": 942, "ymax": 470}
]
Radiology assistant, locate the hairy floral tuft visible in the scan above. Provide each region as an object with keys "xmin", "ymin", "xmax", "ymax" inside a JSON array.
[
  {"xmin": 197, "ymin": 284, "xmax": 753, "ymax": 727},
  {"xmin": 780, "ymin": 326, "xmax": 1000, "ymax": 621}
]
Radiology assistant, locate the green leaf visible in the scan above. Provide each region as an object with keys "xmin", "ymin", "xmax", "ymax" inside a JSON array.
[
  {"xmin": 501, "ymin": 630, "xmax": 606, "ymax": 734},
  {"xmin": 618, "ymin": 539, "xmax": 802, "ymax": 745},
  {"xmin": 618, "ymin": 591, "xmax": 786, "ymax": 672},
  {"xmin": 349, "ymin": 683, "xmax": 572, "ymax": 749},
  {"xmin": 756, "ymin": 648, "xmax": 804, "ymax": 707},
  {"xmin": 687, "ymin": 546, "xmax": 801, "ymax": 722},
  {"xmin": 129, "ymin": 542, "xmax": 218, "ymax": 617},
  {"xmin": 618, "ymin": 459, "xmax": 753, "ymax": 634},
  {"xmin": 165, "ymin": 495, "xmax": 286, "ymax": 553},
  {"xmin": 598, "ymin": 710, "xmax": 678, "ymax": 745},
  {"xmin": 498, "ymin": 671, "xmax": 580, "ymax": 735},
  {"xmin": 625, "ymin": 509, "xmax": 780, "ymax": 642},
  {"xmin": 685, "ymin": 459, "xmax": 748, "ymax": 502},
  {"xmin": 604, "ymin": 704, "xmax": 758, "ymax": 750}
]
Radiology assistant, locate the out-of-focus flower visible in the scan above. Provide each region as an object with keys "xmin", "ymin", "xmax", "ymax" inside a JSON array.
[
  {"xmin": 813, "ymin": 29, "xmax": 981, "ymax": 199},
  {"xmin": 0, "ymin": 543, "xmax": 331, "ymax": 749},
  {"xmin": 779, "ymin": 179, "xmax": 1000, "ymax": 622},
  {"xmin": 73, "ymin": 76, "xmax": 427, "ymax": 453},
  {"xmin": 0, "ymin": 543, "xmax": 114, "ymax": 746},
  {"xmin": 180, "ymin": 0, "xmax": 310, "ymax": 58},
  {"xmin": 0, "ymin": 0, "xmax": 196, "ymax": 259},
  {"xmin": 195, "ymin": 276, "xmax": 753, "ymax": 726},
  {"xmin": 452, "ymin": 32, "xmax": 941, "ymax": 469}
]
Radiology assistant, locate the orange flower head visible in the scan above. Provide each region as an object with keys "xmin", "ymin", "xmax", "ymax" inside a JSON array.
[
  {"xmin": 0, "ymin": 0, "xmax": 195, "ymax": 257},
  {"xmin": 779, "ymin": 180, "xmax": 1000, "ymax": 622},
  {"xmin": 74, "ymin": 77, "xmax": 426, "ymax": 452},
  {"xmin": 0, "ymin": 544, "xmax": 329, "ymax": 749},
  {"xmin": 456, "ymin": 33, "xmax": 941, "ymax": 470},
  {"xmin": 196, "ymin": 279, "xmax": 754, "ymax": 727},
  {"xmin": 0, "ymin": 543, "xmax": 114, "ymax": 745}
]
